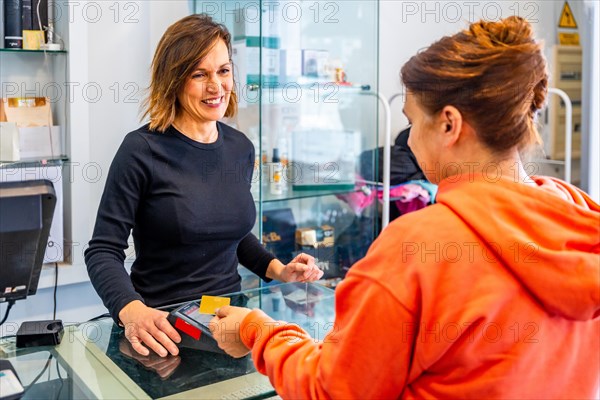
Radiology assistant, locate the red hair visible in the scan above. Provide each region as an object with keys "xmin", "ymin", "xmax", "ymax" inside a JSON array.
[{"xmin": 401, "ymin": 16, "xmax": 548, "ymax": 153}]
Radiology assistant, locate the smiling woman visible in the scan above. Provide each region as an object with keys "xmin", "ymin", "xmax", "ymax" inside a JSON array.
[
  {"xmin": 84, "ymin": 14, "xmax": 323, "ymax": 359},
  {"xmin": 174, "ymin": 40, "xmax": 233, "ymax": 143},
  {"xmin": 142, "ymin": 14, "xmax": 237, "ymax": 133}
]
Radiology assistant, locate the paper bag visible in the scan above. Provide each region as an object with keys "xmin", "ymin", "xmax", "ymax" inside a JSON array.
[{"xmin": 0, "ymin": 97, "xmax": 53, "ymax": 127}]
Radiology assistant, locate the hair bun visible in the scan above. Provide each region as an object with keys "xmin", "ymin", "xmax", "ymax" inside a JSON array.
[{"xmin": 472, "ymin": 16, "xmax": 535, "ymax": 46}]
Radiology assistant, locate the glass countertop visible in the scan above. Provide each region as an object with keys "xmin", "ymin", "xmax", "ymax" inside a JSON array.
[{"xmin": 0, "ymin": 282, "xmax": 336, "ymax": 399}]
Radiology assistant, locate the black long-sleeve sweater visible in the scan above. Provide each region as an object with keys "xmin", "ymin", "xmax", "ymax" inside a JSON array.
[{"xmin": 85, "ymin": 122, "xmax": 275, "ymax": 322}]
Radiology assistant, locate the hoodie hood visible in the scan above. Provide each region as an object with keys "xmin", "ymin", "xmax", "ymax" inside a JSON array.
[{"xmin": 436, "ymin": 175, "xmax": 600, "ymax": 321}]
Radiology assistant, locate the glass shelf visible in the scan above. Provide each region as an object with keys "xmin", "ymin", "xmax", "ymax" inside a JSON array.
[
  {"xmin": 0, "ymin": 156, "xmax": 69, "ymax": 169},
  {"xmin": 243, "ymin": 82, "xmax": 372, "ymax": 102},
  {"xmin": 255, "ymin": 185, "xmax": 361, "ymax": 203},
  {"xmin": 239, "ymin": 83, "xmax": 375, "ymax": 110},
  {"xmin": 0, "ymin": 48, "xmax": 66, "ymax": 54},
  {"xmin": 247, "ymin": 82, "xmax": 371, "ymax": 92}
]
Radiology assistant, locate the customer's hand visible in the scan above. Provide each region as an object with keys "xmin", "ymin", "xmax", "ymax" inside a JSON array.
[
  {"xmin": 209, "ymin": 305, "xmax": 253, "ymax": 358},
  {"xmin": 267, "ymin": 254, "xmax": 324, "ymax": 283},
  {"xmin": 118, "ymin": 300, "xmax": 181, "ymax": 357},
  {"xmin": 119, "ymin": 337, "xmax": 181, "ymax": 379}
]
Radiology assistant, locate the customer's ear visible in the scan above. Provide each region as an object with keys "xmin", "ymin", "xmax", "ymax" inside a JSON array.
[{"xmin": 439, "ymin": 105, "xmax": 463, "ymax": 147}]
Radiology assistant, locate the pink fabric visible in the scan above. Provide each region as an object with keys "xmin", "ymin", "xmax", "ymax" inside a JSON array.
[
  {"xmin": 338, "ymin": 183, "xmax": 432, "ymax": 216},
  {"xmin": 377, "ymin": 183, "xmax": 431, "ymax": 215},
  {"xmin": 377, "ymin": 183, "xmax": 431, "ymax": 203},
  {"xmin": 336, "ymin": 185, "xmax": 376, "ymax": 214}
]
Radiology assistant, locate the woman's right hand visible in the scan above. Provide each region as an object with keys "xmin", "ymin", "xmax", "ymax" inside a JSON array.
[{"xmin": 118, "ymin": 300, "xmax": 181, "ymax": 357}]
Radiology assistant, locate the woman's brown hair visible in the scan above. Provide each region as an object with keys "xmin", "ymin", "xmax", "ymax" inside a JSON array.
[
  {"xmin": 401, "ymin": 16, "xmax": 548, "ymax": 153},
  {"xmin": 142, "ymin": 14, "xmax": 238, "ymax": 132}
]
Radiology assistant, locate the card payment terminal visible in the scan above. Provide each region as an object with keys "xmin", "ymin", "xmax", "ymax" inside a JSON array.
[{"xmin": 168, "ymin": 301, "xmax": 225, "ymax": 354}]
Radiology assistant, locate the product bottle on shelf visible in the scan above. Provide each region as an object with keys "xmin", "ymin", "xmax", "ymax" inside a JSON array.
[
  {"xmin": 270, "ymin": 148, "xmax": 283, "ymax": 195},
  {"xmin": 277, "ymin": 138, "xmax": 289, "ymax": 192},
  {"xmin": 259, "ymin": 133, "xmax": 270, "ymax": 192}
]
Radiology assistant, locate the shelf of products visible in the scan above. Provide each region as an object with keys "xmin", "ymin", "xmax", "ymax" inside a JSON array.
[
  {"xmin": 195, "ymin": 1, "xmax": 381, "ymax": 284},
  {"xmin": 0, "ymin": 8, "xmax": 70, "ymax": 264}
]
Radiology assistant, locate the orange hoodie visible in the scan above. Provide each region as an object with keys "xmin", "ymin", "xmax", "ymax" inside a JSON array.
[{"xmin": 242, "ymin": 175, "xmax": 600, "ymax": 399}]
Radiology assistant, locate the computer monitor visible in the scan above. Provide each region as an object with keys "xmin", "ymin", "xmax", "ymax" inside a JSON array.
[{"xmin": 0, "ymin": 180, "xmax": 56, "ymax": 303}]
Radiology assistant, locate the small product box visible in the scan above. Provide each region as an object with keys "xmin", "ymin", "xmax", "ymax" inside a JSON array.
[
  {"xmin": 233, "ymin": 6, "xmax": 280, "ymax": 40},
  {"xmin": 280, "ymin": 49, "xmax": 302, "ymax": 83},
  {"xmin": 232, "ymin": 38, "xmax": 280, "ymax": 88},
  {"xmin": 302, "ymin": 49, "xmax": 329, "ymax": 78},
  {"xmin": 295, "ymin": 225, "xmax": 336, "ymax": 278},
  {"xmin": 232, "ymin": 6, "xmax": 281, "ymax": 89},
  {"xmin": 295, "ymin": 225, "xmax": 335, "ymax": 249},
  {"xmin": 22, "ymin": 30, "xmax": 45, "ymax": 50}
]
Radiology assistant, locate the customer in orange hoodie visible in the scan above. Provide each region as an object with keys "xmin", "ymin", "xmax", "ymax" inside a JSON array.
[{"xmin": 210, "ymin": 16, "xmax": 600, "ymax": 399}]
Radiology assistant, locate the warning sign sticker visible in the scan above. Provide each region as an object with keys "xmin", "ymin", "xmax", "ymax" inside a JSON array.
[
  {"xmin": 559, "ymin": 1, "xmax": 578, "ymax": 29},
  {"xmin": 558, "ymin": 32, "xmax": 580, "ymax": 46}
]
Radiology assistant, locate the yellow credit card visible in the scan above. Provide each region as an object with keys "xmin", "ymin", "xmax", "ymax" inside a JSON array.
[{"xmin": 199, "ymin": 295, "xmax": 230, "ymax": 314}]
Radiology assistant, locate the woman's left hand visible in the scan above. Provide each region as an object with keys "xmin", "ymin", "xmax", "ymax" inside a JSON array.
[{"xmin": 267, "ymin": 253, "xmax": 324, "ymax": 283}]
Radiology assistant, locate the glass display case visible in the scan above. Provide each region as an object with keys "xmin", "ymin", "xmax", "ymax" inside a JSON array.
[
  {"xmin": 0, "ymin": 282, "xmax": 335, "ymax": 399},
  {"xmin": 193, "ymin": 1, "xmax": 381, "ymax": 287}
]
